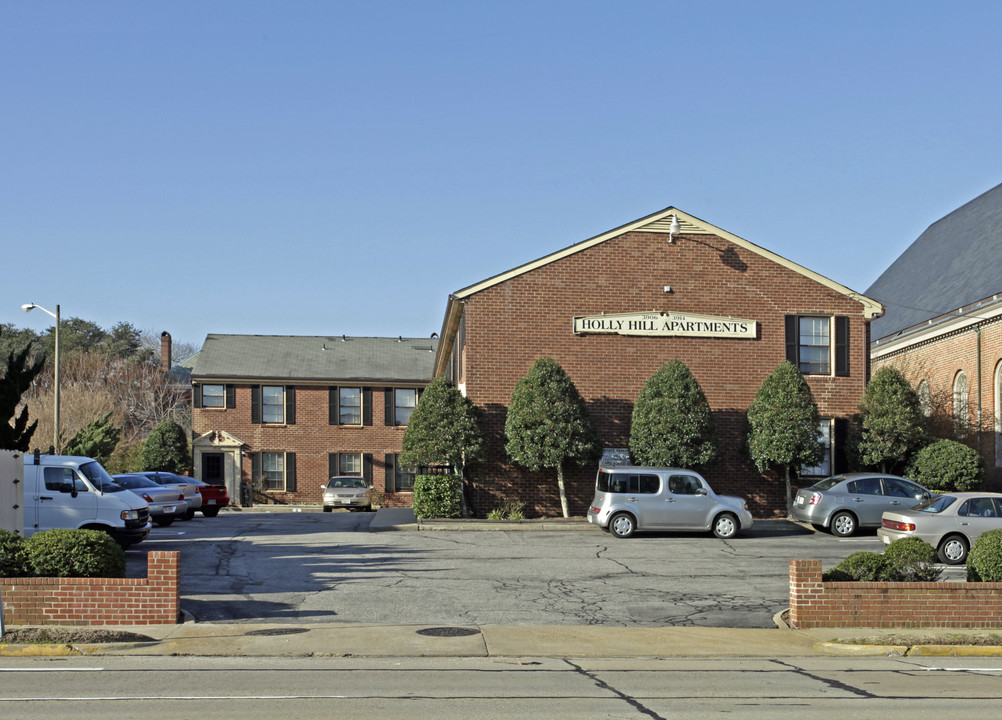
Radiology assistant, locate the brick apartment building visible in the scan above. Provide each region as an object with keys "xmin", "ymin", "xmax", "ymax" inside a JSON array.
[
  {"xmin": 434, "ymin": 206, "xmax": 884, "ymax": 517},
  {"xmin": 868, "ymin": 181, "xmax": 1002, "ymax": 485},
  {"xmin": 190, "ymin": 334, "xmax": 437, "ymax": 506}
]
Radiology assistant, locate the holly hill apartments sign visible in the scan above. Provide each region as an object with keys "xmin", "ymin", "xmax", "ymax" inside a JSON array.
[{"xmin": 573, "ymin": 311, "xmax": 757, "ymax": 339}]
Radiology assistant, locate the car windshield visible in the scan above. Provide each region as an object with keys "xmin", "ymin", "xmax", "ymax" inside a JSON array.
[
  {"xmin": 80, "ymin": 462, "xmax": 126, "ymax": 493},
  {"xmin": 913, "ymin": 495, "xmax": 956, "ymax": 514},
  {"xmin": 811, "ymin": 476, "xmax": 843, "ymax": 491},
  {"xmin": 115, "ymin": 476, "xmax": 159, "ymax": 490},
  {"xmin": 328, "ymin": 478, "xmax": 367, "ymax": 489}
]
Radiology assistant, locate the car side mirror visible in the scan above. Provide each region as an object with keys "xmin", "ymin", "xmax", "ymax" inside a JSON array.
[{"xmin": 695, "ymin": 487, "xmax": 707, "ymax": 496}]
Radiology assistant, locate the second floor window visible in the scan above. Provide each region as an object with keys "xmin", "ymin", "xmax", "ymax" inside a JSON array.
[
  {"xmin": 262, "ymin": 386, "xmax": 285, "ymax": 423},
  {"xmin": 394, "ymin": 389, "xmax": 418, "ymax": 425},
  {"xmin": 202, "ymin": 384, "xmax": 225, "ymax": 408},
  {"xmin": 340, "ymin": 387, "xmax": 362, "ymax": 425}
]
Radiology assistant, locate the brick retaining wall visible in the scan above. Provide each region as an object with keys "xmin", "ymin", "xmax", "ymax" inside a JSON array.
[
  {"xmin": 789, "ymin": 559, "xmax": 1002, "ymax": 628},
  {"xmin": 1, "ymin": 551, "xmax": 179, "ymax": 626}
]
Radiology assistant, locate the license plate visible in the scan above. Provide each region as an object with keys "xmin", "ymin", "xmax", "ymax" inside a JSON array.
[
  {"xmin": 206, "ymin": 499, "xmax": 217, "ymax": 505},
  {"xmin": 340, "ymin": 499, "xmax": 352, "ymax": 504},
  {"xmin": 795, "ymin": 496, "xmax": 804, "ymax": 506},
  {"xmin": 881, "ymin": 535, "xmax": 891, "ymax": 544},
  {"xmin": 164, "ymin": 506, "xmax": 176, "ymax": 513}
]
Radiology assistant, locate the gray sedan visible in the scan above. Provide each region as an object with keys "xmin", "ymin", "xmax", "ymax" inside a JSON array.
[
  {"xmin": 113, "ymin": 474, "xmax": 189, "ymax": 527},
  {"xmin": 878, "ymin": 492, "xmax": 1002, "ymax": 564},
  {"xmin": 791, "ymin": 473, "xmax": 932, "ymax": 537}
]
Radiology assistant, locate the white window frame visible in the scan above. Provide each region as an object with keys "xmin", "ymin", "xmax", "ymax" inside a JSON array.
[
  {"xmin": 339, "ymin": 387, "xmax": 362, "ymax": 425},
  {"xmin": 394, "ymin": 388, "xmax": 418, "ymax": 426},
  {"xmin": 797, "ymin": 316, "xmax": 832, "ymax": 375},
  {"xmin": 262, "ymin": 386, "xmax": 285, "ymax": 424},
  {"xmin": 202, "ymin": 384, "xmax": 225, "ymax": 408},
  {"xmin": 800, "ymin": 419, "xmax": 832, "ymax": 478},
  {"xmin": 917, "ymin": 380, "xmax": 932, "ymax": 417},
  {"xmin": 954, "ymin": 371, "xmax": 969, "ymax": 436},
  {"xmin": 262, "ymin": 452, "xmax": 286, "ymax": 490},
  {"xmin": 393, "ymin": 454, "xmax": 417, "ymax": 492},
  {"xmin": 339, "ymin": 452, "xmax": 362, "ymax": 476}
]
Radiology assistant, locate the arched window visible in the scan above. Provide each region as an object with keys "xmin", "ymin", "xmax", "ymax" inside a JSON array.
[
  {"xmin": 954, "ymin": 371, "xmax": 969, "ymax": 437},
  {"xmin": 917, "ymin": 380, "xmax": 932, "ymax": 417}
]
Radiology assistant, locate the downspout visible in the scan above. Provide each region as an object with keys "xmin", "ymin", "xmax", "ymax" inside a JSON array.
[{"xmin": 977, "ymin": 326, "xmax": 983, "ymax": 453}]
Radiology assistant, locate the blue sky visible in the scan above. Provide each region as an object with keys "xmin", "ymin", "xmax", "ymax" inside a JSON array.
[{"xmin": 3, "ymin": 1, "xmax": 1001, "ymax": 349}]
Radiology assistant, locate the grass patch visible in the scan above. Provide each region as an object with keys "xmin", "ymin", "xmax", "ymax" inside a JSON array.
[
  {"xmin": 835, "ymin": 633, "xmax": 1002, "ymax": 646},
  {"xmin": 1, "ymin": 628, "xmax": 154, "ymax": 645}
]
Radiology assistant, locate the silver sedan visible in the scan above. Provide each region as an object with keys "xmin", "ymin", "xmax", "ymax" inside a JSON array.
[
  {"xmin": 878, "ymin": 492, "xmax": 1002, "ymax": 564},
  {"xmin": 791, "ymin": 473, "xmax": 932, "ymax": 537}
]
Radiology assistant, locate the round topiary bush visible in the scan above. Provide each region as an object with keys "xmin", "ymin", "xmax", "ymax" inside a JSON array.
[
  {"xmin": 823, "ymin": 551, "xmax": 893, "ymax": 582},
  {"xmin": 25, "ymin": 529, "xmax": 126, "ymax": 578},
  {"xmin": 967, "ymin": 529, "xmax": 1002, "ymax": 582},
  {"xmin": 906, "ymin": 439, "xmax": 984, "ymax": 492},
  {"xmin": 882, "ymin": 537, "xmax": 941, "ymax": 581},
  {"xmin": 0, "ymin": 528, "xmax": 31, "ymax": 577}
]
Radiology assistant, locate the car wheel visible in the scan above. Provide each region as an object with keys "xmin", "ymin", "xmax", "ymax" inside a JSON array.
[
  {"xmin": 830, "ymin": 511, "xmax": 857, "ymax": 538},
  {"xmin": 712, "ymin": 513, "xmax": 738, "ymax": 539},
  {"xmin": 938, "ymin": 535, "xmax": 969, "ymax": 565},
  {"xmin": 154, "ymin": 517, "xmax": 174, "ymax": 527},
  {"xmin": 609, "ymin": 513, "xmax": 636, "ymax": 539},
  {"xmin": 322, "ymin": 506, "xmax": 333, "ymax": 513},
  {"xmin": 182, "ymin": 509, "xmax": 195, "ymax": 521},
  {"xmin": 201, "ymin": 507, "xmax": 220, "ymax": 518}
]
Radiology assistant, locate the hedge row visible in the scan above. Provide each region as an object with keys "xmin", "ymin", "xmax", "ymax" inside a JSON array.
[{"xmin": 0, "ymin": 528, "xmax": 125, "ymax": 578}]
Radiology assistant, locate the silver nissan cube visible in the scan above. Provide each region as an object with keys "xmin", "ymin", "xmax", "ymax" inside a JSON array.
[{"xmin": 587, "ymin": 466, "xmax": 753, "ymax": 539}]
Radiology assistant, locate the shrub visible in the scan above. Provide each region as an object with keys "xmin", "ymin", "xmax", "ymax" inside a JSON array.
[
  {"xmin": 138, "ymin": 419, "xmax": 190, "ymax": 474},
  {"xmin": 967, "ymin": 529, "xmax": 1002, "ymax": 582},
  {"xmin": 25, "ymin": 529, "xmax": 126, "ymax": 578},
  {"xmin": 823, "ymin": 552, "xmax": 893, "ymax": 582},
  {"xmin": 882, "ymin": 537, "xmax": 942, "ymax": 581},
  {"xmin": 486, "ymin": 499, "xmax": 525, "ymax": 520},
  {"xmin": 412, "ymin": 474, "xmax": 462, "ymax": 519},
  {"xmin": 906, "ymin": 439, "xmax": 984, "ymax": 492},
  {"xmin": 0, "ymin": 528, "xmax": 31, "ymax": 577}
]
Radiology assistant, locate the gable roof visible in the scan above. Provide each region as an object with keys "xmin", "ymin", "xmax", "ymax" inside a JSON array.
[
  {"xmin": 867, "ymin": 181, "xmax": 1002, "ymax": 341},
  {"xmin": 192, "ymin": 334, "xmax": 438, "ymax": 384},
  {"xmin": 434, "ymin": 206, "xmax": 882, "ymax": 376}
]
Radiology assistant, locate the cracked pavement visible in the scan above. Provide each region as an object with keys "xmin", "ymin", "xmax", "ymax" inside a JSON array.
[{"xmin": 127, "ymin": 511, "xmax": 890, "ymax": 627}]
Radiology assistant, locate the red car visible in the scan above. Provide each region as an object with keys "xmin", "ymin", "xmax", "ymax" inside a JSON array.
[{"xmin": 190, "ymin": 478, "xmax": 230, "ymax": 517}]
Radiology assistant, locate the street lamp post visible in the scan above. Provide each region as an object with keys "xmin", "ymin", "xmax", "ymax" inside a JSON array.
[{"xmin": 21, "ymin": 302, "xmax": 60, "ymax": 453}]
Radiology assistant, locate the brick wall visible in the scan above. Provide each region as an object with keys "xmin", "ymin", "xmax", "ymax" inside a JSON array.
[
  {"xmin": 873, "ymin": 318, "xmax": 1002, "ymax": 485},
  {"xmin": 459, "ymin": 230, "xmax": 874, "ymax": 517},
  {"xmin": 193, "ymin": 385, "xmax": 417, "ymax": 506},
  {"xmin": 789, "ymin": 559, "xmax": 1002, "ymax": 628},
  {"xmin": 0, "ymin": 551, "xmax": 179, "ymax": 626}
]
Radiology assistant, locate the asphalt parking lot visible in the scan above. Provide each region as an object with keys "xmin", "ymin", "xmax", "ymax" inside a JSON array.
[{"xmin": 127, "ymin": 510, "xmax": 964, "ymax": 628}]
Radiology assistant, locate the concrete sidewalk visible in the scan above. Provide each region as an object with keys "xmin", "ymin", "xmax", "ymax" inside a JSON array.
[{"xmin": 4, "ymin": 622, "xmax": 1002, "ymax": 658}]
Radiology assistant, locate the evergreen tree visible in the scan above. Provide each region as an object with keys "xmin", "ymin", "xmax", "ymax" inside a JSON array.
[
  {"xmin": 857, "ymin": 367, "xmax": 927, "ymax": 473},
  {"xmin": 630, "ymin": 359, "xmax": 716, "ymax": 468},
  {"xmin": 504, "ymin": 357, "xmax": 601, "ymax": 517},
  {"xmin": 138, "ymin": 418, "xmax": 189, "ymax": 473},
  {"xmin": 400, "ymin": 377, "xmax": 484, "ymax": 476},
  {"xmin": 62, "ymin": 412, "xmax": 122, "ymax": 465},
  {"xmin": 0, "ymin": 329, "xmax": 45, "ymax": 451},
  {"xmin": 747, "ymin": 361, "xmax": 823, "ymax": 515}
]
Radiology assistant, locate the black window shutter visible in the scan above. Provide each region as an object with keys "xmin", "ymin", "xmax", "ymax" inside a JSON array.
[
  {"xmin": 385, "ymin": 453, "xmax": 395, "ymax": 493},
  {"xmin": 286, "ymin": 386, "xmax": 296, "ymax": 424},
  {"xmin": 385, "ymin": 388, "xmax": 394, "ymax": 426},
  {"xmin": 784, "ymin": 315, "xmax": 799, "ymax": 365},
  {"xmin": 285, "ymin": 452, "xmax": 296, "ymax": 492},
  {"xmin": 834, "ymin": 418, "xmax": 849, "ymax": 474},
  {"xmin": 252, "ymin": 452, "xmax": 262, "ymax": 488},
  {"xmin": 225, "ymin": 384, "xmax": 236, "ymax": 409},
  {"xmin": 251, "ymin": 386, "xmax": 262, "ymax": 424},
  {"xmin": 835, "ymin": 316, "xmax": 850, "ymax": 377},
  {"xmin": 329, "ymin": 387, "xmax": 338, "ymax": 425},
  {"xmin": 363, "ymin": 388, "xmax": 373, "ymax": 426},
  {"xmin": 328, "ymin": 453, "xmax": 338, "ymax": 479},
  {"xmin": 193, "ymin": 384, "xmax": 202, "ymax": 409},
  {"xmin": 363, "ymin": 453, "xmax": 372, "ymax": 483}
]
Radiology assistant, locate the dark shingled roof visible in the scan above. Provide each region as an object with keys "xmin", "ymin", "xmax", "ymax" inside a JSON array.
[
  {"xmin": 867, "ymin": 181, "xmax": 1002, "ymax": 341},
  {"xmin": 191, "ymin": 335, "xmax": 438, "ymax": 383}
]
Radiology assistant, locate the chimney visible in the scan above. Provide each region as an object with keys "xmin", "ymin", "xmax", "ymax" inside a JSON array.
[{"xmin": 160, "ymin": 331, "xmax": 172, "ymax": 372}]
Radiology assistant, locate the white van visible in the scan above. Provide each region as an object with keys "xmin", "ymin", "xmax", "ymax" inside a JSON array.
[{"xmin": 22, "ymin": 452, "xmax": 152, "ymax": 547}]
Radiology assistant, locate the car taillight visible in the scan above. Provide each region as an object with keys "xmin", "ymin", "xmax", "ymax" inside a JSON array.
[
  {"xmin": 178, "ymin": 493, "xmax": 185, "ymax": 501},
  {"xmin": 882, "ymin": 518, "xmax": 916, "ymax": 532},
  {"xmin": 142, "ymin": 494, "xmax": 153, "ymax": 502},
  {"xmin": 809, "ymin": 492, "xmax": 823, "ymax": 505}
]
